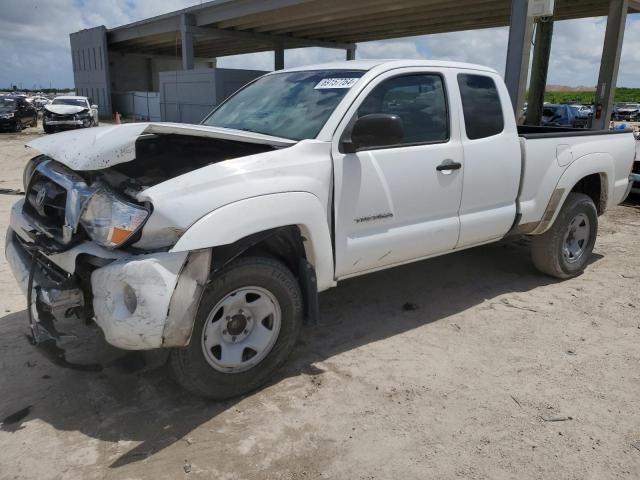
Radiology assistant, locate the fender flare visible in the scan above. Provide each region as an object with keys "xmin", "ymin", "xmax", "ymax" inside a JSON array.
[
  {"xmin": 171, "ymin": 192, "xmax": 335, "ymax": 291},
  {"xmin": 532, "ymin": 153, "xmax": 612, "ymax": 235}
]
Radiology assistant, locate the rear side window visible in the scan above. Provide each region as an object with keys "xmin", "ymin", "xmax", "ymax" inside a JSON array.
[{"xmin": 457, "ymin": 74, "xmax": 504, "ymax": 140}]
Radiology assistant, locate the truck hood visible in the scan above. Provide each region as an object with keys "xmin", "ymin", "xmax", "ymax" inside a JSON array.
[
  {"xmin": 27, "ymin": 122, "xmax": 296, "ymax": 171},
  {"xmin": 44, "ymin": 104, "xmax": 87, "ymax": 115}
]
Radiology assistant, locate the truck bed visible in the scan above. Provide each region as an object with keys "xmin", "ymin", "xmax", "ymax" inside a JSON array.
[{"xmin": 515, "ymin": 126, "xmax": 636, "ymax": 232}]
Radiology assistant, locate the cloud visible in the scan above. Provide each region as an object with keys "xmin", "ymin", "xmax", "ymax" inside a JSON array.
[
  {"xmin": 0, "ymin": 2, "xmax": 638, "ymax": 89},
  {"xmin": 0, "ymin": 0, "xmax": 197, "ymax": 88}
]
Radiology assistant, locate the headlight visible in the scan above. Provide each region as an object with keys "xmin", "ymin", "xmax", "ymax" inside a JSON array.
[
  {"xmin": 23, "ymin": 156, "xmax": 46, "ymax": 190},
  {"xmin": 0, "ymin": 112, "xmax": 14, "ymax": 119},
  {"xmin": 80, "ymin": 189, "xmax": 149, "ymax": 248}
]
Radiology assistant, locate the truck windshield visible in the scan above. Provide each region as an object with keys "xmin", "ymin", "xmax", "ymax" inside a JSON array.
[
  {"xmin": 202, "ymin": 70, "xmax": 365, "ymax": 140},
  {"xmin": 52, "ymin": 98, "xmax": 87, "ymax": 107}
]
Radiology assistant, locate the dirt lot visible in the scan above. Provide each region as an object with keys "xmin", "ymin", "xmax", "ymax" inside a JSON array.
[{"xmin": 0, "ymin": 126, "xmax": 639, "ymax": 480}]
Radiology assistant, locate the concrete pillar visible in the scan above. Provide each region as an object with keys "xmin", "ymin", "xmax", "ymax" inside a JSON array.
[
  {"xmin": 525, "ymin": 18, "xmax": 554, "ymax": 126},
  {"xmin": 504, "ymin": 0, "xmax": 534, "ymax": 117},
  {"xmin": 593, "ymin": 0, "xmax": 628, "ymax": 130},
  {"xmin": 274, "ymin": 46, "xmax": 285, "ymax": 70},
  {"xmin": 180, "ymin": 14, "xmax": 195, "ymax": 70},
  {"xmin": 346, "ymin": 45, "xmax": 357, "ymax": 61}
]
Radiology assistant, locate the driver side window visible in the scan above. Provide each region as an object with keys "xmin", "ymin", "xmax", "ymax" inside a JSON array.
[{"xmin": 357, "ymin": 74, "xmax": 449, "ymax": 145}]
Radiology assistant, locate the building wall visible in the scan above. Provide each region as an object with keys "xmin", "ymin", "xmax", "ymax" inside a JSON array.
[
  {"xmin": 70, "ymin": 26, "xmax": 112, "ymax": 118},
  {"xmin": 159, "ymin": 68, "xmax": 266, "ymax": 124},
  {"xmin": 109, "ymin": 52, "xmax": 211, "ymax": 93}
]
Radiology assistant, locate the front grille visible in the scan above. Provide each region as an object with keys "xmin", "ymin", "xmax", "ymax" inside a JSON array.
[
  {"xmin": 46, "ymin": 112, "xmax": 73, "ymax": 120},
  {"xmin": 25, "ymin": 173, "xmax": 67, "ymax": 227},
  {"xmin": 22, "ymin": 159, "xmax": 91, "ymax": 246}
]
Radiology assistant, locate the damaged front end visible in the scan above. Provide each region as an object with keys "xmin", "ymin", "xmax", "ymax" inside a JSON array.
[
  {"xmin": 7, "ymin": 197, "xmax": 211, "ymax": 353},
  {"xmin": 6, "ymin": 125, "xmax": 281, "ymax": 358},
  {"xmin": 6, "ymin": 122, "xmax": 294, "ymax": 361}
]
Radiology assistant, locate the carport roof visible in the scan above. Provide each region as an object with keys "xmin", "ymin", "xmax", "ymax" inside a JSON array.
[{"xmin": 106, "ymin": 0, "xmax": 640, "ymax": 58}]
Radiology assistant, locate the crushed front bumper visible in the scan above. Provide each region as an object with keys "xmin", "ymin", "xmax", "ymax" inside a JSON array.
[{"xmin": 6, "ymin": 199, "xmax": 210, "ymax": 351}]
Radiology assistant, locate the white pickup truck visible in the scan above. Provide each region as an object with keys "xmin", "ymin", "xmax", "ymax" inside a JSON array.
[{"xmin": 6, "ymin": 60, "xmax": 636, "ymax": 399}]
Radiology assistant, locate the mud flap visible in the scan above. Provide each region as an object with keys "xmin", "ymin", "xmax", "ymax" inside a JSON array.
[{"xmin": 299, "ymin": 259, "xmax": 319, "ymax": 324}]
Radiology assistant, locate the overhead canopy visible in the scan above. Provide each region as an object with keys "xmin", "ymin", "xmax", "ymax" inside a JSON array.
[{"xmin": 107, "ymin": 0, "xmax": 640, "ymax": 58}]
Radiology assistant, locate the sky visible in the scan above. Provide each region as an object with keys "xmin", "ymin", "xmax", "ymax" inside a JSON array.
[{"xmin": 1, "ymin": 0, "xmax": 640, "ymax": 89}]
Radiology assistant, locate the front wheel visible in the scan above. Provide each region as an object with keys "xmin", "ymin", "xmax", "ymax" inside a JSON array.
[
  {"xmin": 531, "ymin": 192, "xmax": 598, "ymax": 279},
  {"xmin": 170, "ymin": 256, "xmax": 303, "ymax": 400}
]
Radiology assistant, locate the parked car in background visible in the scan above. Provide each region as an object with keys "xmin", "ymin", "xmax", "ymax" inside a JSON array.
[
  {"xmin": 30, "ymin": 96, "xmax": 52, "ymax": 110},
  {"xmin": 0, "ymin": 96, "xmax": 38, "ymax": 132},
  {"xmin": 42, "ymin": 96, "xmax": 99, "ymax": 134},
  {"xmin": 541, "ymin": 104, "xmax": 590, "ymax": 128},
  {"xmin": 612, "ymin": 103, "xmax": 640, "ymax": 122}
]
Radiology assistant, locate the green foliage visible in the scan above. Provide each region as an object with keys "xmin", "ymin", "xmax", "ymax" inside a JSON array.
[{"xmin": 543, "ymin": 88, "xmax": 640, "ymax": 104}]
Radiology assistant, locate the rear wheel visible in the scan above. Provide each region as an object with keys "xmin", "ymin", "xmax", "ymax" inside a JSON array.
[
  {"xmin": 531, "ymin": 193, "xmax": 597, "ymax": 279},
  {"xmin": 170, "ymin": 256, "xmax": 303, "ymax": 400}
]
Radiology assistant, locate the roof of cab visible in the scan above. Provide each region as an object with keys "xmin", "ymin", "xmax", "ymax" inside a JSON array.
[{"xmin": 276, "ymin": 59, "xmax": 499, "ymax": 75}]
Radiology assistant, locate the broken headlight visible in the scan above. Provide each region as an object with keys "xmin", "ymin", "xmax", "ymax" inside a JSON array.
[
  {"xmin": 23, "ymin": 156, "xmax": 47, "ymax": 190},
  {"xmin": 80, "ymin": 189, "xmax": 149, "ymax": 248}
]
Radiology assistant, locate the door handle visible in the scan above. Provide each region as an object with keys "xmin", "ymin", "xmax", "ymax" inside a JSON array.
[{"xmin": 436, "ymin": 161, "xmax": 462, "ymax": 172}]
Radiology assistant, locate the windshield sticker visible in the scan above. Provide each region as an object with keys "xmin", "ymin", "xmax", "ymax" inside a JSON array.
[{"xmin": 314, "ymin": 78, "xmax": 359, "ymax": 89}]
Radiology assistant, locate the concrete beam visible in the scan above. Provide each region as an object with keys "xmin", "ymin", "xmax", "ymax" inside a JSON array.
[
  {"xmin": 109, "ymin": 17, "xmax": 180, "ymax": 44},
  {"xmin": 504, "ymin": 0, "xmax": 533, "ymax": 116},
  {"xmin": 274, "ymin": 46, "xmax": 285, "ymax": 70},
  {"xmin": 180, "ymin": 13, "xmax": 195, "ymax": 70},
  {"xmin": 346, "ymin": 45, "xmax": 356, "ymax": 61},
  {"xmin": 195, "ymin": 0, "xmax": 312, "ymax": 27},
  {"xmin": 189, "ymin": 25, "xmax": 353, "ymax": 50},
  {"xmin": 593, "ymin": 0, "xmax": 628, "ymax": 130},
  {"xmin": 525, "ymin": 18, "xmax": 554, "ymax": 125}
]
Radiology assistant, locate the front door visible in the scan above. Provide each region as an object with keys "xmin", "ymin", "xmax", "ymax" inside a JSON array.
[{"xmin": 333, "ymin": 70, "xmax": 464, "ymax": 278}]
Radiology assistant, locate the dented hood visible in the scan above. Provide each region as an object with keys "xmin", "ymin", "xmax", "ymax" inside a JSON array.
[
  {"xmin": 27, "ymin": 122, "xmax": 296, "ymax": 171},
  {"xmin": 44, "ymin": 104, "xmax": 87, "ymax": 115}
]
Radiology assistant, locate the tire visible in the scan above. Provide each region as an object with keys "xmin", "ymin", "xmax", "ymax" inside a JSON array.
[
  {"xmin": 170, "ymin": 256, "xmax": 303, "ymax": 400},
  {"xmin": 31, "ymin": 115, "xmax": 37, "ymax": 127},
  {"xmin": 13, "ymin": 119, "xmax": 22, "ymax": 132},
  {"xmin": 531, "ymin": 192, "xmax": 598, "ymax": 279}
]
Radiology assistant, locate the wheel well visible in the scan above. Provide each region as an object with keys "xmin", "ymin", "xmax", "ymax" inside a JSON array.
[
  {"xmin": 571, "ymin": 173, "xmax": 606, "ymax": 215},
  {"xmin": 210, "ymin": 226, "xmax": 318, "ymax": 323},
  {"xmin": 242, "ymin": 226, "xmax": 307, "ymax": 273}
]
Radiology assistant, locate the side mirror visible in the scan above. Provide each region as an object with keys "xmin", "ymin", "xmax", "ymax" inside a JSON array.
[
  {"xmin": 342, "ymin": 113, "xmax": 403, "ymax": 153},
  {"xmin": 91, "ymin": 105, "xmax": 98, "ymax": 109}
]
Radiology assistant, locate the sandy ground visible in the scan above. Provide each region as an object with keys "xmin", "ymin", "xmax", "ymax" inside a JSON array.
[{"xmin": 0, "ymin": 125, "xmax": 639, "ymax": 480}]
